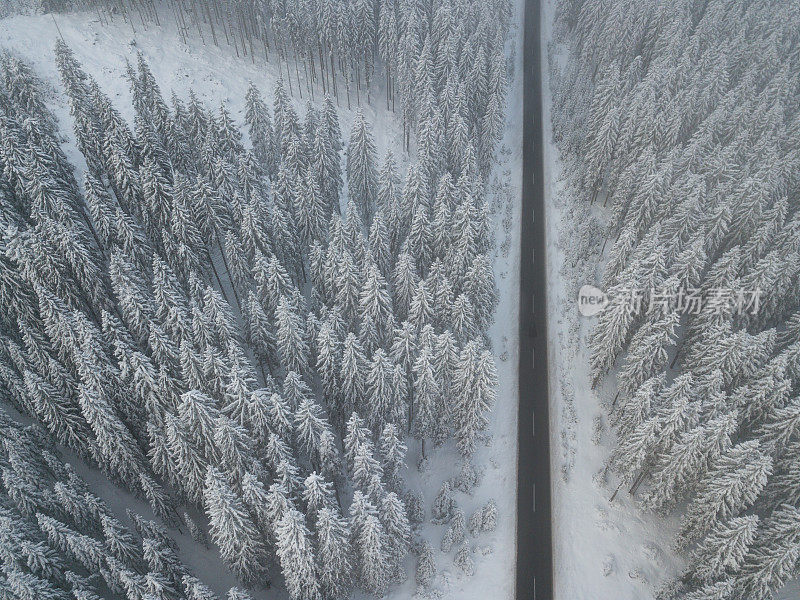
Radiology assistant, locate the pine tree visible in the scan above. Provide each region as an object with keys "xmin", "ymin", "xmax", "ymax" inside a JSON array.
[
  {"xmin": 183, "ymin": 575, "xmax": 221, "ymax": 600},
  {"xmin": 165, "ymin": 413, "xmax": 208, "ymax": 504},
  {"xmin": 340, "ymin": 334, "xmax": 367, "ymax": 421},
  {"xmin": 441, "ymin": 507, "xmax": 466, "ymax": 552},
  {"xmin": 379, "ymin": 491, "xmax": 411, "ymax": 578},
  {"xmin": 346, "ymin": 109, "xmax": 378, "ymax": 225},
  {"xmin": 275, "ymin": 507, "xmax": 320, "ymax": 600},
  {"xmin": 408, "ymin": 279, "xmax": 433, "ymax": 331},
  {"xmin": 677, "ymin": 441, "xmax": 773, "ymax": 548},
  {"xmin": 227, "ymin": 588, "xmax": 254, "ymax": 600},
  {"xmin": 334, "ymin": 251, "xmax": 361, "ymax": 326},
  {"xmin": 178, "ymin": 390, "xmax": 221, "ymax": 463},
  {"xmin": 283, "ymin": 370, "xmax": 313, "ymax": 411},
  {"xmin": 315, "ymin": 505, "xmax": 353, "ymax": 599},
  {"xmin": 737, "ymin": 505, "xmax": 800, "ymax": 600},
  {"xmin": 378, "ymin": 424, "xmax": 407, "ymax": 491},
  {"xmin": 349, "ymin": 490, "xmax": 389, "ymax": 595},
  {"xmin": 22, "ymin": 369, "xmax": 88, "ymax": 451},
  {"xmin": 36, "ymin": 513, "xmax": 105, "ymax": 573},
  {"xmin": 214, "ymin": 415, "xmax": 254, "ymax": 485},
  {"xmin": 453, "ymin": 342, "xmax": 498, "ymax": 457},
  {"xmin": 5, "ymin": 566, "xmax": 68, "ymax": 600},
  {"xmin": 315, "ymin": 317, "xmax": 341, "ymax": 406},
  {"xmin": 77, "ymin": 381, "xmax": 147, "ymax": 489},
  {"xmin": 244, "ymin": 83, "xmax": 276, "ymax": 177},
  {"xmin": 464, "ymin": 253, "xmax": 498, "ymax": 332},
  {"xmin": 618, "ymin": 312, "xmax": 680, "ymax": 397},
  {"xmin": 364, "ymin": 349, "xmax": 398, "ymax": 432},
  {"xmin": 101, "ymin": 514, "xmax": 141, "ymax": 567},
  {"xmin": 294, "ymin": 396, "xmax": 328, "ymax": 462},
  {"xmin": 203, "ymin": 467, "xmax": 268, "ymax": 585},
  {"xmin": 368, "ymin": 210, "xmax": 392, "ymax": 280},
  {"xmin": 640, "ymin": 411, "xmax": 736, "ymax": 513},
  {"xmin": 275, "ymin": 296, "xmax": 309, "ymax": 377},
  {"xmin": 301, "ymin": 472, "xmax": 335, "ymax": 518},
  {"xmin": 359, "ymin": 263, "xmax": 394, "ymax": 350},
  {"xmin": 415, "ymin": 541, "xmax": 436, "ymax": 588},
  {"xmin": 406, "ymin": 200, "xmax": 434, "ymax": 276},
  {"xmin": 687, "ymin": 515, "xmax": 759, "ymax": 585},
  {"xmin": 312, "ymin": 126, "xmax": 342, "ymax": 218},
  {"xmin": 392, "ymin": 252, "xmax": 420, "ymax": 322}
]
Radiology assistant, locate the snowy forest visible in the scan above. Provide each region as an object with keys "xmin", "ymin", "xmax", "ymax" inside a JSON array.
[
  {"xmin": 0, "ymin": 0, "xmax": 514, "ymax": 598},
  {"xmin": 551, "ymin": 0, "xmax": 800, "ymax": 598}
]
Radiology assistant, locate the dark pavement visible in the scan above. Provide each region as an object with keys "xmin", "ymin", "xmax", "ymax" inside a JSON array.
[{"xmin": 516, "ymin": 0, "xmax": 554, "ymax": 598}]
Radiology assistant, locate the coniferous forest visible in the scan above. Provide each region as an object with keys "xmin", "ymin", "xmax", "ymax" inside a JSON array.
[
  {"xmin": 0, "ymin": 0, "xmax": 513, "ymax": 598},
  {"xmin": 8, "ymin": 0, "xmax": 800, "ymax": 598},
  {"xmin": 551, "ymin": 0, "xmax": 800, "ymax": 598}
]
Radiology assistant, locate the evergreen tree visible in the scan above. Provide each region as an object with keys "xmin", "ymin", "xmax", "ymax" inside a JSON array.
[
  {"xmin": 340, "ymin": 334, "xmax": 367, "ymax": 422},
  {"xmin": 687, "ymin": 515, "xmax": 759, "ymax": 585},
  {"xmin": 315, "ymin": 505, "xmax": 353, "ymax": 599},
  {"xmin": 677, "ymin": 442, "xmax": 773, "ymax": 548},
  {"xmin": 416, "ymin": 541, "xmax": 436, "ymax": 588},
  {"xmin": 275, "ymin": 507, "xmax": 320, "ymax": 600},
  {"xmin": 244, "ymin": 83, "xmax": 276, "ymax": 177},
  {"xmin": 275, "ymin": 296, "xmax": 309, "ymax": 377},
  {"xmin": 453, "ymin": 342, "xmax": 498, "ymax": 457},
  {"xmin": 349, "ymin": 491, "xmax": 389, "ymax": 595},
  {"xmin": 346, "ymin": 110, "xmax": 378, "ymax": 225},
  {"xmin": 203, "ymin": 467, "xmax": 268, "ymax": 585}
]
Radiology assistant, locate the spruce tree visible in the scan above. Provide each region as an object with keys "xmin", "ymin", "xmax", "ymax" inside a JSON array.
[
  {"xmin": 346, "ymin": 110, "xmax": 378, "ymax": 225},
  {"xmin": 203, "ymin": 467, "xmax": 268, "ymax": 585}
]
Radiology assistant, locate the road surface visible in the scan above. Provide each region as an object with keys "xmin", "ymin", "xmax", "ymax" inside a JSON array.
[{"xmin": 517, "ymin": 0, "xmax": 553, "ymax": 598}]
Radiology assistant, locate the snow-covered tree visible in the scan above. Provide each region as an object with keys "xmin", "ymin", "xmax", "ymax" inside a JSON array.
[
  {"xmin": 203, "ymin": 467, "xmax": 269, "ymax": 584},
  {"xmin": 346, "ymin": 110, "xmax": 378, "ymax": 225}
]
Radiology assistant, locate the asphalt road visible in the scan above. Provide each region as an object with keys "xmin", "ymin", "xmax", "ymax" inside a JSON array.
[{"xmin": 516, "ymin": 0, "xmax": 553, "ymax": 599}]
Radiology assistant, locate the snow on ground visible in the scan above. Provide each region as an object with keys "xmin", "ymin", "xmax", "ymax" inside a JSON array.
[
  {"xmin": 0, "ymin": 5, "xmax": 521, "ymax": 599},
  {"xmin": 541, "ymin": 1, "xmax": 686, "ymax": 598},
  {"xmin": 0, "ymin": 8, "xmax": 404, "ymax": 183}
]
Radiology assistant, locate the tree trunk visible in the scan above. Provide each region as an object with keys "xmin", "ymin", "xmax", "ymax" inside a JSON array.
[
  {"xmin": 669, "ymin": 337, "xmax": 685, "ymax": 369},
  {"xmin": 318, "ymin": 43, "xmax": 327, "ymax": 94},
  {"xmin": 330, "ymin": 51, "xmax": 337, "ymax": 100},
  {"xmin": 609, "ymin": 479, "xmax": 623, "ymax": 503},
  {"xmin": 204, "ymin": 2, "xmax": 217, "ymax": 45},
  {"xmin": 629, "ymin": 470, "xmax": 647, "ymax": 496},
  {"xmin": 285, "ymin": 49, "xmax": 294, "ymax": 96},
  {"xmin": 294, "ymin": 50, "xmax": 303, "ymax": 98},
  {"xmin": 216, "ymin": 237, "xmax": 243, "ymax": 314}
]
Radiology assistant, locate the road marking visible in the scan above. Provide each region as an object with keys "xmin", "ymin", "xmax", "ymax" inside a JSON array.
[
  {"xmin": 532, "ymin": 410, "xmax": 535, "ymax": 438},
  {"xmin": 533, "ymin": 483, "xmax": 536, "ymax": 512}
]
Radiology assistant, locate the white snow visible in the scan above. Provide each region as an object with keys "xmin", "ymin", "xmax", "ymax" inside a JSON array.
[{"xmin": 0, "ymin": 4, "xmax": 522, "ymax": 599}]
